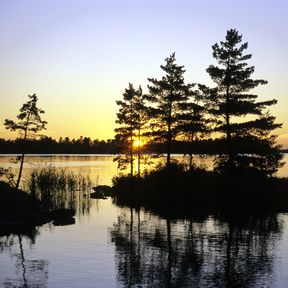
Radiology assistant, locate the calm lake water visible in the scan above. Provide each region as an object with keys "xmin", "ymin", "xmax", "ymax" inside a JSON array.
[{"xmin": 0, "ymin": 154, "xmax": 288, "ymax": 287}]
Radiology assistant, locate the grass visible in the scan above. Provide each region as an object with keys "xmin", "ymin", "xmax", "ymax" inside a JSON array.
[{"xmin": 26, "ymin": 165, "xmax": 92, "ymax": 212}]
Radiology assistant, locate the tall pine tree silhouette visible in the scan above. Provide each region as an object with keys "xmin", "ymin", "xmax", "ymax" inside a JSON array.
[
  {"xmin": 146, "ymin": 53, "xmax": 192, "ymax": 168},
  {"xmin": 206, "ymin": 29, "xmax": 283, "ymax": 175},
  {"xmin": 177, "ymin": 87, "xmax": 210, "ymax": 171}
]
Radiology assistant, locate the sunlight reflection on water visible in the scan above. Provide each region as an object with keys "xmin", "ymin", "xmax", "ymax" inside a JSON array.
[{"xmin": 0, "ymin": 154, "xmax": 287, "ymax": 185}]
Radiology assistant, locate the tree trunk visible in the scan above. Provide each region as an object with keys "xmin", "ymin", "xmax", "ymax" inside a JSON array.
[
  {"xmin": 137, "ymin": 127, "xmax": 141, "ymax": 177},
  {"xmin": 167, "ymin": 103, "xmax": 172, "ymax": 168},
  {"xmin": 130, "ymin": 131, "xmax": 133, "ymax": 177},
  {"xmin": 226, "ymin": 110, "xmax": 232, "ymax": 161},
  {"xmin": 189, "ymin": 153, "xmax": 193, "ymax": 171},
  {"xmin": 189, "ymin": 135, "xmax": 194, "ymax": 171},
  {"xmin": 225, "ymin": 60, "xmax": 233, "ymax": 173},
  {"xmin": 225, "ymin": 86, "xmax": 232, "ymax": 170},
  {"xmin": 16, "ymin": 111, "xmax": 30, "ymax": 189},
  {"xmin": 167, "ymin": 141, "xmax": 171, "ymax": 168},
  {"xmin": 16, "ymin": 153, "xmax": 25, "ymax": 189}
]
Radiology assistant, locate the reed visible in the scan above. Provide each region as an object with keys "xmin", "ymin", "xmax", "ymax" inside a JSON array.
[{"xmin": 26, "ymin": 165, "xmax": 92, "ymax": 211}]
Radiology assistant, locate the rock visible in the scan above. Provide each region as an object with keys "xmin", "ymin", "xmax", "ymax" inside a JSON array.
[
  {"xmin": 50, "ymin": 208, "xmax": 75, "ymax": 220},
  {"xmin": 90, "ymin": 191, "xmax": 108, "ymax": 199},
  {"xmin": 53, "ymin": 217, "xmax": 75, "ymax": 226},
  {"xmin": 91, "ymin": 185, "xmax": 113, "ymax": 198}
]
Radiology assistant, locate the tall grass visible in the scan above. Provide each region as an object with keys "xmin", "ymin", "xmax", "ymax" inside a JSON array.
[{"xmin": 26, "ymin": 165, "xmax": 92, "ymax": 212}]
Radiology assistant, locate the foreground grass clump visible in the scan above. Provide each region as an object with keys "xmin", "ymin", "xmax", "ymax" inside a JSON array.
[
  {"xmin": 27, "ymin": 165, "xmax": 92, "ymax": 211},
  {"xmin": 112, "ymin": 163, "xmax": 288, "ymax": 215}
]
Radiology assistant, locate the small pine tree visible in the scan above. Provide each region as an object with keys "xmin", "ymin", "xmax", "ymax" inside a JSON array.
[
  {"xmin": 4, "ymin": 94, "xmax": 47, "ymax": 188},
  {"xmin": 206, "ymin": 29, "xmax": 283, "ymax": 176},
  {"xmin": 177, "ymin": 87, "xmax": 210, "ymax": 170},
  {"xmin": 145, "ymin": 53, "xmax": 191, "ymax": 168},
  {"xmin": 114, "ymin": 83, "xmax": 146, "ymax": 176}
]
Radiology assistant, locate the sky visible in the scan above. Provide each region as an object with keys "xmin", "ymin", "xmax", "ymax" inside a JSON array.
[{"xmin": 0, "ymin": 0, "xmax": 288, "ymax": 147}]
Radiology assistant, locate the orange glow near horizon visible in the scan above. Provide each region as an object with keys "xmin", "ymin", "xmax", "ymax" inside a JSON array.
[{"xmin": 133, "ymin": 140, "xmax": 144, "ymax": 148}]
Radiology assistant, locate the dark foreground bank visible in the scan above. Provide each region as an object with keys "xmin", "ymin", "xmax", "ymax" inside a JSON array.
[{"xmin": 0, "ymin": 181, "xmax": 75, "ymax": 233}]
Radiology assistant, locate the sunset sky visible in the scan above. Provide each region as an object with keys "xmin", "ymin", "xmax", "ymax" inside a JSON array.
[{"xmin": 0, "ymin": 0, "xmax": 287, "ymax": 147}]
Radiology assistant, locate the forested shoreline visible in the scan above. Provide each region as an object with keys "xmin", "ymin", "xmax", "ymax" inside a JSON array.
[
  {"xmin": 0, "ymin": 137, "xmax": 116, "ymax": 154},
  {"xmin": 2, "ymin": 137, "xmax": 286, "ymax": 155}
]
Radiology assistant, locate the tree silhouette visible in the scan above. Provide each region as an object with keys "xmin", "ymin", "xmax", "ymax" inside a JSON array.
[
  {"xmin": 177, "ymin": 86, "xmax": 211, "ymax": 170},
  {"xmin": 114, "ymin": 83, "xmax": 146, "ymax": 176},
  {"xmin": 206, "ymin": 29, "xmax": 283, "ymax": 175},
  {"xmin": 4, "ymin": 94, "xmax": 47, "ymax": 188},
  {"xmin": 145, "ymin": 53, "xmax": 192, "ymax": 168},
  {"xmin": 133, "ymin": 87, "xmax": 148, "ymax": 177}
]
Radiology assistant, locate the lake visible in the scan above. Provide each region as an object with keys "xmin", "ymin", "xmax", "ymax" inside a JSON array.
[{"xmin": 0, "ymin": 154, "xmax": 288, "ymax": 287}]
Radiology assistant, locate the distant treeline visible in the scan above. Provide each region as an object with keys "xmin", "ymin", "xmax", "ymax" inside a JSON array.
[
  {"xmin": 0, "ymin": 137, "xmax": 116, "ymax": 154},
  {"xmin": 1, "ymin": 136, "xmax": 286, "ymax": 155}
]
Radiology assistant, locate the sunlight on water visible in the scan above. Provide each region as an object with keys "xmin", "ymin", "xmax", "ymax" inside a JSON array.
[
  {"xmin": 0, "ymin": 155, "xmax": 118, "ymax": 186},
  {"xmin": 0, "ymin": 154, "xmax": 287, "ymax": 186}
]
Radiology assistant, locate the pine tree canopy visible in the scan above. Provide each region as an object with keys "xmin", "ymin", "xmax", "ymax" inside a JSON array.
[
  {"xmin": 206, "ymin": 29, "xmax": 283, "ymax": 175},
  {"xmin": 145, "ymin": 53, "xmax": 195, "ymax": 167}
]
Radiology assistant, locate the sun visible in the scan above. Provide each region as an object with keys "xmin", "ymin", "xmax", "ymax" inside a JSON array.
[{"xmin": 133, "ymin": 140, "xmax": 144, "ymax": 148}]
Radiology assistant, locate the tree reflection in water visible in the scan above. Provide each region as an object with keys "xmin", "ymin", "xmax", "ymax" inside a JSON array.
[
  {"xmin": 0, "ymin": 229, "xmax": 49, "ymax": 288},
  {"xmin": 110, "ymin": 209, "xmax": 282, "ymax": 287}
]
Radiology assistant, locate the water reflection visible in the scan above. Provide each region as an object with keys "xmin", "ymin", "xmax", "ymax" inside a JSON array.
[
  {"xmin": 110, "ymin": 209, "xmax": 282, "ymax": 287},
  {"xmin": 0, "ymin": 155, "xmax": 287, "ymax": 287},
  {"xmin": 0, "ymin": 230, "xmax": 48, "ymax": 287}
]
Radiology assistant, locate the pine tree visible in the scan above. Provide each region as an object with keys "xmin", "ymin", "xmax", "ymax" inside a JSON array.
[
  {"xmin": 114, "ymin": 83, "xmax": 146, "ymax": 176},
  {"xmin": 206, "ymin": 29, "xmax": 283, "ymax": 176},
  {"xmin": 133, "ymin": 87, "xmax": 148, "ymax": 177},
  {"xmin": 177, "ymin": 87, "xmax": 210, "ymax": 170},
  {"xmin": 145, "ymin": 53, "xmax": 191, "ymax": 168},
  {"xmin": 4, "ymin": 94, "xmax": 47, "ymax": 188}
]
